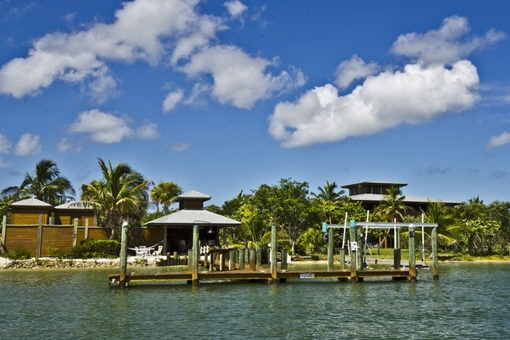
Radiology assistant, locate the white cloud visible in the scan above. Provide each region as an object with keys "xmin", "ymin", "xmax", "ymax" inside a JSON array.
[
  {"xmin": 0, "ymin": 0, "xmax": 203, "ymax": 101},
  {"xmin": 391, "ymin": 16, "xmax": 505, "ymax": 65},
  {"xmin": 135, "ymin": 123, "xmax": 159, "ymax": 139},
  {"xmin": 269, "ymin": 16, "xmax": 495, "ymax": 148},
  {"xmin": 56, "ymin": 138, "xmax": 82, "ymax": 152},
  {"xmin": 334, "ymin": 55, "xmax": 379, "ymax": 90},
  {"xmin": 487, "ymin": 132, "xmax": 510, "ymax": 149},
  {"xmin": 224, "ymin": 1, "xmax": 247, "ymax": 19},
  {"xmin": 0, "ymin": 133, "xmax": 12, "ymax": 153},
  {"xmin": 169, "ymin": 142, "xmax": 191, "ymax": 152},
  {"xmin": 163, "ymin": 89, "xmax": 184, "ymax": 112},
  {"xmin": 69, "ymin": 109, "xmax": 159, "ymax": 143},
  {"xmin": 14, "ymin": 133, "xmax": 42, "ymax": 155},
  {"xmin": 181, "ymin": 45, "xmax": 306, "ymax": 109},
  {"xmin": 0, "ymin": 0, "xmax": 301, "ymax": 109}
]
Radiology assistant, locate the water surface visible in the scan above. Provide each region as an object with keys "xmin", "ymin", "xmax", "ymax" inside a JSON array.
[{"xmin": 0, "ymin": 262, "xmax": 508, "ymax": 339}]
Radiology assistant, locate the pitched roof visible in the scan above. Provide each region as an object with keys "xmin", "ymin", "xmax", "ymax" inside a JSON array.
[
  {"xmin": 175, "ymin": 190, "xmax": 211, "ymax": 202},
  {"xmin": 145, "ymin": 209, "xmax": 240, "ymax": 227},
  {"xmin": 54, "ymin": 201, "xmax": 94, "ymax": 210},
  {"xmin": 10, "ymin": 197, "xmax": 52, "ymax": 207}
]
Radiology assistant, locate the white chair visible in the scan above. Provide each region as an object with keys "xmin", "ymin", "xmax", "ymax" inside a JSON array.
[{"xmin": 152, "ymin": 245, "xmax": 163, "ymax": 256}]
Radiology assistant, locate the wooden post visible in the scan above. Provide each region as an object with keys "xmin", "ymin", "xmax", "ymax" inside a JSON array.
[
  {"xmin": 281, "ymin": 247, "xmax": 287, "ymax": 270},
  {"xmin": 163, "ymin": 226, "xmax": 168, "ymax": 254},
  {"xmin": 339, "ymin": 249, "xmax": 345, "ymax": 270},
  {"xmin": 191, "ymin": 224, "xmax": 199, "ymax": 285},
  {"xmin": 431, "ymin": 227, "xmax": 439, "ymax": 280},
  {"xmin": 239, "ymin": 248, "xmax": 245, "ymax": 269},
  {"xmin": 72, "ymin": 218, "xmax": 78, "ymax": 247},
  {"xmin": 327, "ymin": 226, "xmax": 334, "ymax": 271},
  {"xmin": 119, "ymin": 221, "xmax": 129, "ymax": 288},
  {"xmin": 256, "ymin": 247, "xmax": 262, "ymax": 270},
  {"xmin": 349, "ymin": 220, "xmax": 357, "ymax": 282},
  {"xmin": 408, "ymin": 224, "xmax": 417, "ymax": 281},
  {"xmin": 229, "ymin": 249, "xmax": 235, "ymax": 270},
  {"xmin": 84, "ymin": 219, "xmax": 89, "ymax": 240},
  {"xmin": 249, "ymin": 248, "xmax": 256, "ymax": 271},
  {"xmin": 1, "ymin": 215, "xmax": 6, "ymax": 253},
  {"xmin": 36, "ymin": 214, "xmax": 43, "ymax": 258},
  {"xmin": 270, "ymin": 225, "xmax": 278, "ymax": 282},
  {"xmin": 220, "ymin": 253, "xmax": 226, "ymax": 271}
]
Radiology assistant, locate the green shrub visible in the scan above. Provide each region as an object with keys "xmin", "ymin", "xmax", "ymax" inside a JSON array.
[
  {"xmin": 67, "ymin": 239, "xmax": 120, "ymax": 259},
  {"xmin": 47, "ymin": 247, "xmax": 66, "ymax": 259},
  {"xmin": 6, "ymin": 248, "xmax": 32, "ymax": 260}
]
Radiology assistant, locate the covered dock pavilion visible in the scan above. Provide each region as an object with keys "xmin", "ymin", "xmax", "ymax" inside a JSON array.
[{"xmin": 144, "ymin": 190, "xmax": 241, "ymax": 255}]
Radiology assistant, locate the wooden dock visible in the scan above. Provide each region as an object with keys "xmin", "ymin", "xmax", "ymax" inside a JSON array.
[
  {"xmin": 111, "ymin": 222, "xmax": 437, "ymax": 287},
  {"xmin": 108, "ymin": 268, "xmax": 412, "ymax": 286}
]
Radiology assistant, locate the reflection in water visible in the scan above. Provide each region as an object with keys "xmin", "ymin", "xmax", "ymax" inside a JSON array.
[{"xmin": 0, "ymin": 263, "xmax": 508, "ymax": 339}]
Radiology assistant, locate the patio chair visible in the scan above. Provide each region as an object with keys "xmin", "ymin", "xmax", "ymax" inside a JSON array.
[
  {"xmin": 178, "ymin": 240, "xmax": 187, "ymax": 255},
  {"xmin": 152, "ymin": 245, "xmax": 163, "ymax": 256}
]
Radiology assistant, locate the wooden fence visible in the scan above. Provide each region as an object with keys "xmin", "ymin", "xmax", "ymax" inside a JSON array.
[{"xmin": 1, "ymin": 215, "xmax": 108, "ymax": 257}]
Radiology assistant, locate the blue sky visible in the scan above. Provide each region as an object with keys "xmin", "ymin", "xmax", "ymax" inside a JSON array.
[{"xmin": 1, "ymin": 0, "xmax": 510, "ymax": 207}]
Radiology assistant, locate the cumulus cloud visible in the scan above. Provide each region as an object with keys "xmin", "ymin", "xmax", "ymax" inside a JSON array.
[
  {"xmin": 163, "ymin": 90, "xmax": 184, "ymax": 112},
  {"xmin": 487, "ymin": 132, "xmax": 510, "ymax": 149},
  {"xmin": 0, "ymin": 0, "xmax": 303, "ymax": 109},
  {"xmin": 269, "ymin": 16, "xmax": 500, "ymax": 148},
  {"xmin": 69, "ymin": 109, "xmax": 159, "ymax": 144},
  {"xmin": 224, "ymin": 1, "xmax": 247, "ymax": 19},
  {"xmin": 391, "ymin": 16, "xmax": 505, "ymax": 65},
  {"xmin": 14, "ymin": 133, "xmax": 42, "ymax": 155},
  {"xmin": 334, "ymin": 55, "xmax": 379, "ymax": 90},
  {"xmin": 181, "ymin": 45, "xmax": 306, "ymax": 108}
]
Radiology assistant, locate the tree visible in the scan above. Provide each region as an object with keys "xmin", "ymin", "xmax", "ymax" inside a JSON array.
[
  {"xmin": 81, "ymin": 158, "xmax": 151, "ymax": 239},
  {"xmin": 312, "ymin": 181, "xmax": 345, "ymax": 224},
  {"xmin": 376, "ymin": 186, "xmax": 409, "ymax": 222},
  {"xmin": 150, "ymin": 181, "xmax": 182, "ymax": 214},
  {"xmin": 1, "ymin": 159, "xmax": 75, "ymax": 205}
]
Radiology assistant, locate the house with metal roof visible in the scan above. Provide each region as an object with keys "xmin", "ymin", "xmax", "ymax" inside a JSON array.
[
  {"xmin": 341, "ymin": 180, "xmax": 460, "ymax": 213},
  {"xmin": 144, "ymin": 190, "xmax": 240, "ymax": 254}
]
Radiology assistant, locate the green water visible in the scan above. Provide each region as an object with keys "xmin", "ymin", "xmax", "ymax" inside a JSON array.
[{"xmin": 0, "ymin": 262, "xmax": 508, "ymax": 339}]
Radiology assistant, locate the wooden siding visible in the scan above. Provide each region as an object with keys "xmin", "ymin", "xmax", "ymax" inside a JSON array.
[{"xmin": 3, "ymin": 224, "xmax": 109, "ymax": 257}]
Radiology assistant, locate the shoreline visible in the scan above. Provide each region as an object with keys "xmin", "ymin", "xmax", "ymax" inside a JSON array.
[{"xmin": 1, "ymin": 256, "xmax": 508, "ymax": 270}]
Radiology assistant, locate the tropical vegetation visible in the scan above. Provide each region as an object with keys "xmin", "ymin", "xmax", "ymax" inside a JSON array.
[{"xmin": 1, "ymin": 159, "xmax": 509, "ymax": 258}]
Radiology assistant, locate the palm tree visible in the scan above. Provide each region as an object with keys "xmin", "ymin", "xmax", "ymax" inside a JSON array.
[
  {"xmin": 313, "ymin": 181, "xmax": 345, "ymax": 224},
  {"xmin": 376, "ymin": 186, "xmax": 409, "ymax": 222},
  {"xmin": 1, "ymin": 159, "xmax": 75, "ymax": 205},
  {"xmin": 150, "ymin": 181, "xmax": 182, "ymax": 214},
  {"xmin": 81, "ymin": 158, "xmax": 151, "ymax": 239},
  {"xmin": 313, "ymin": 181, "xmax": 344, "ymax": 202}
]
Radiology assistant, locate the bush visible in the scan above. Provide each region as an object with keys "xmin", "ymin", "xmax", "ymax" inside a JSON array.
[
  {"xmin": 67, "ymin": 239, "xmax": 120, "ymax": 259},
  {"xmin": 47, "ymin": 247, "xmax": 66, "ymax": 259},
  {"xmin": 6, "ymin": 248, "xmax": 32, "ymax": 260}
]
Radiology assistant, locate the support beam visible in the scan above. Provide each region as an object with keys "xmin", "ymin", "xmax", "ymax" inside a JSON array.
[
  {"xmin": 191, "ymin": 224, "xmax": 200, "ymax": 285},
  {"xmin": 349, "ymin": 220, "xmax": 357, "ymax": 281},
  {"xmin": 327, "ymin": 226, "xmax": 334, "ymax": 271},
  {"xmin": 270, "ymin": 225, "xmax": 277, "ymax": 282}
]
